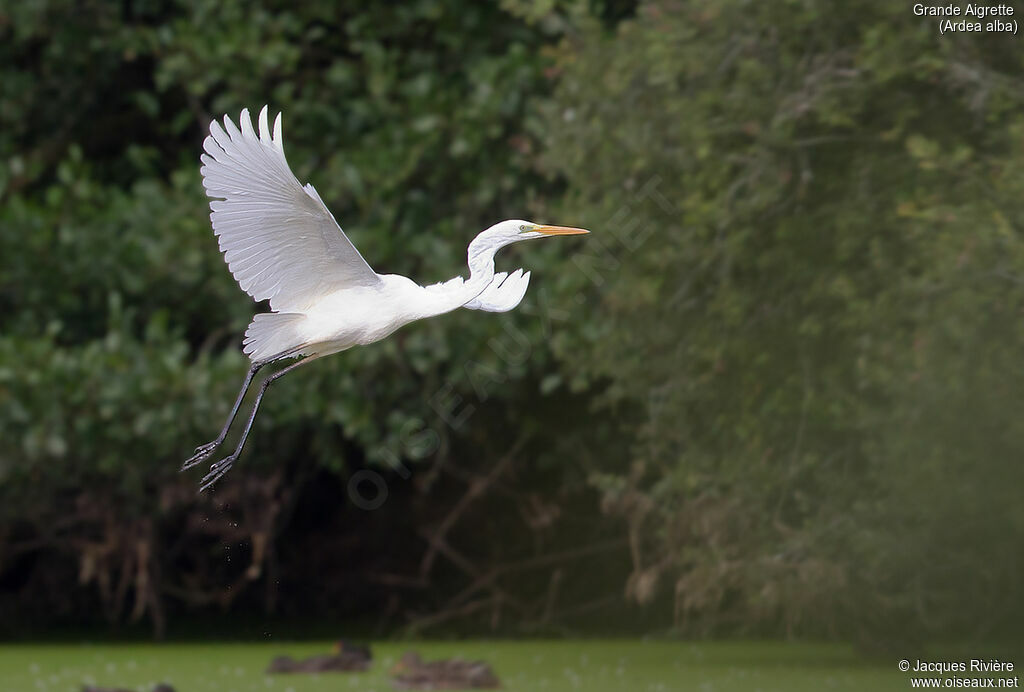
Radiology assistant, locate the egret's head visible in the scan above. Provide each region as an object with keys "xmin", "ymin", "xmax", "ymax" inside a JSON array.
[{"xmin": 478, "ymin": 219, "xmax": 589, "ymax": 248}]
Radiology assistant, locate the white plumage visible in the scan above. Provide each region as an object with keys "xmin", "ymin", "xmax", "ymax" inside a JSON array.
[
  {"xmin": 183, "ymin": 106, "xmax": 588, "ymax": 490},
  {"xmin": 202, "ymin": 108, "xmax": 380, "ymax": 311},
  {"xmin": 464, "ymin": 269, "xmax": 532, "ymax": 312}
]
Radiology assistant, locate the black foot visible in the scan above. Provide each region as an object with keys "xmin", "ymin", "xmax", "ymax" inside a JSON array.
[
  {"xmin": 181, "ymin": 440, "xmax": 221, "ymax": 471},
  {"xmin": 199, "ymin": 454, "xmax": 237, "ymax": 492}
]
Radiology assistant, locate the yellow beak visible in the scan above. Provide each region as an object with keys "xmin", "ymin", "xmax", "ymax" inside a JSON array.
[{"xmin": 534, "ymin": 225, "xmax": 590, "ymax": 236}]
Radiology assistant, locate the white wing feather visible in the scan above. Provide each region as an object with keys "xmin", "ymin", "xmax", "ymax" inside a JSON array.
[
  {"xmin": 463, "ymin": 269, "xmax": 531, "ymax": 312},
  {"xmin": 201, "ymin": 106, "xmax": 381, "ymax": 312}
]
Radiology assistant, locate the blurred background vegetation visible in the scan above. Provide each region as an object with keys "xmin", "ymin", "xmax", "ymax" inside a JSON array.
[{"xmin": 1, "ymin": 0, "xmax": 1022, "ymax": 649}]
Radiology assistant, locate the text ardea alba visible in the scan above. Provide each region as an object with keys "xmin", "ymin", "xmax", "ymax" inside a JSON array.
[{"xmin": 182, "ymin": 107, "xmax": 588, "ymax": 491}]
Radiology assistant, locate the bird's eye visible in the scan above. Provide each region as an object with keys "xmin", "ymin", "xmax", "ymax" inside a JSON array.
[{"xmin": 519, "ymin": 224, "xmax": 531, "ymax": 232}]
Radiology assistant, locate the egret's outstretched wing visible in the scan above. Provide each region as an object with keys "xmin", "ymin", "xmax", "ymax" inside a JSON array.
[
  {"xmin": 201, "ymin": 106, "xmax": 381, "ymax": 312},
  {"xmin": 463, "ymin": 269, "xmax": 531, "ymax": 312}
]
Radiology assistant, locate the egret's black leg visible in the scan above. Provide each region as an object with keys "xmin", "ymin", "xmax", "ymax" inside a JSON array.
[
  {"xmin": 181, "ymin": 361, "xmax": 266, "ymax": 471},
  {"xmin": 199, "ymin": 356, "xmax": 317, "ymax": 492}
]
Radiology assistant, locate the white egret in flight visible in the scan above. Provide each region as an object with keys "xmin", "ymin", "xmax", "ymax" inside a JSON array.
[{"xmin": 182, "ymin": 107, "xmax": 588, "ymax": 491}]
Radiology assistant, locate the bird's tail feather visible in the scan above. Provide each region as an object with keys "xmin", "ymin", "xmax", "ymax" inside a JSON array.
[{"xmin": 243, "ymin": 312, "xmax": 306, "ymax": 363}]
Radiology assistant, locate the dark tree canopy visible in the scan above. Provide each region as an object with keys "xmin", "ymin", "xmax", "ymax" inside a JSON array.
[{"xmin": 1, "ymin": 0, "xmax": 1021, "ymax": 644}]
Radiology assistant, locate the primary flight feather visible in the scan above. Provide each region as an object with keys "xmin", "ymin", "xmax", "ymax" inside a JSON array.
[{"xmin": 183, "ymin": 106, "xmax": 588, "ymax": 491}]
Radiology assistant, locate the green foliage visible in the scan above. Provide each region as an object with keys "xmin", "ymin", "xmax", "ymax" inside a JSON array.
[
  {"xmin": 0, "ymin": 0, "xmax": 565, "ymax": 491},
  {"xmin": 0, "ymin": 0, "xmax": 607, "ymax": 633},
  {"xmin": 3, "ymin": 0, "xmax": 1021, "ymax": 643},
  {"xmin": 537, "ymin": 0, "xmax": 1024, "ymax": 640}
]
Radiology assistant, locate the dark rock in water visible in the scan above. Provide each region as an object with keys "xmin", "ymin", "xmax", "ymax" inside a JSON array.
[
  {"xmin": 266, "ymin": 641, "xmax": 372, "ymax": 673},
  {"xmin": 335, "ymin": 639, "xmax": 372, "ymax": 661},
  {"xmin": 391, "ymin": 651, "xmax": 501, "ymax": 689},
  {"xmin": 266, "ymin": 655, "xmax": 300, "ymax": 673}
]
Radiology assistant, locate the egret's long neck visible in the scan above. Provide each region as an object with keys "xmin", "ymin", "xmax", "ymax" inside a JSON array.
[
  {"xmin": 465, "ymin": 234, "xmax": 500, "ymax": 296},
  {"xmin": 414, "ymin": 234, "xmax": 503, "ymax": 318}
]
